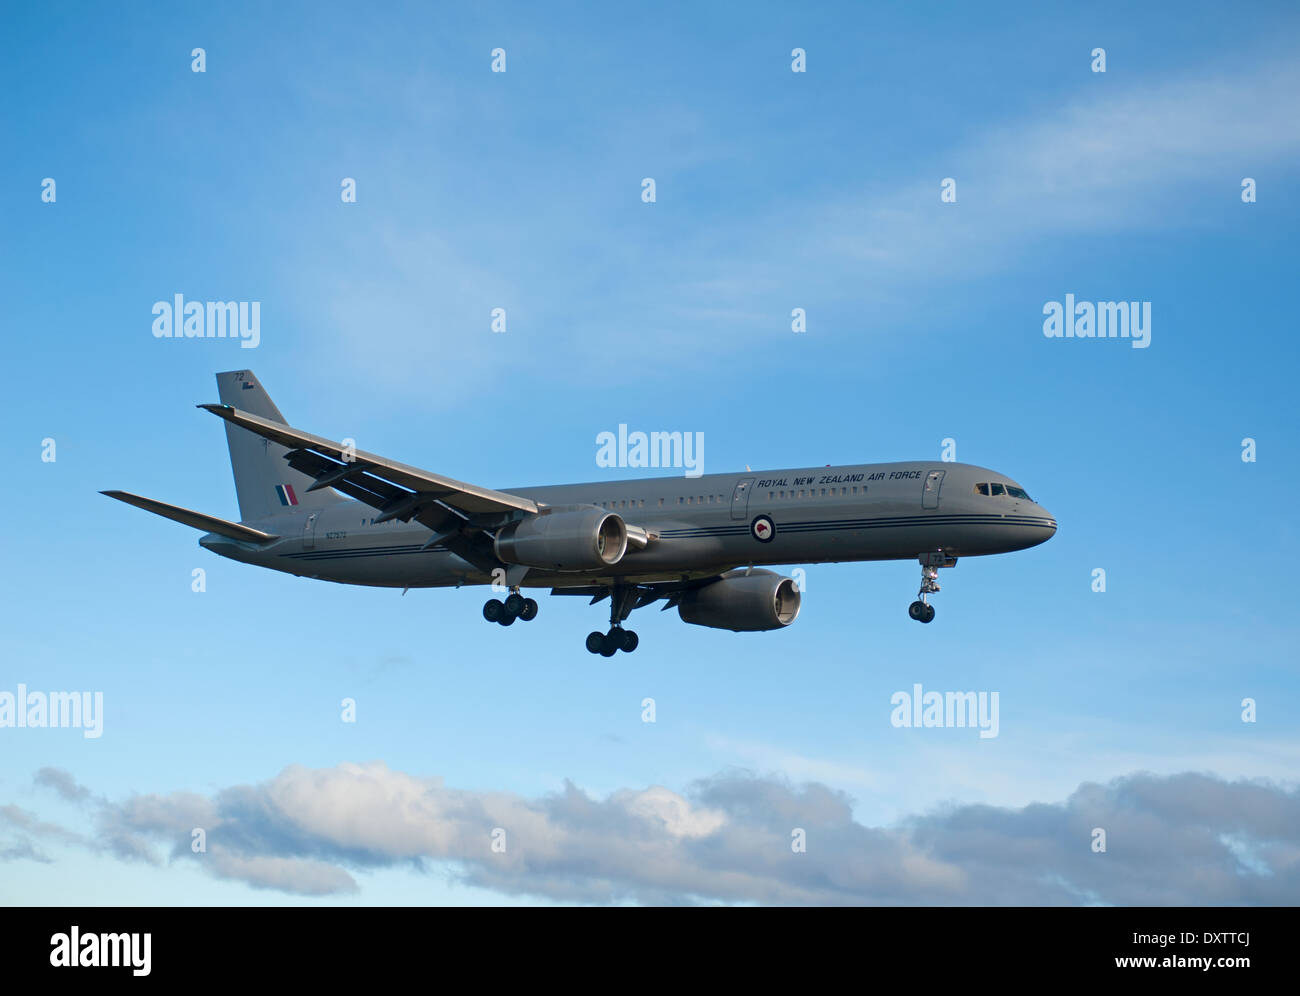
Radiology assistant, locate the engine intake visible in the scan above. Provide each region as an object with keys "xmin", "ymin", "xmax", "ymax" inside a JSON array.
[
  {"xmin": 494, "ymin": 507, "xmax": 627, "ymax": 571},
  {"xmin": 677, "ymin": 569, "xmax": 802, "ymax": 632}
]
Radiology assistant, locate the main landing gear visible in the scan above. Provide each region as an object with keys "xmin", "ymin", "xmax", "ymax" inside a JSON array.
[
  {"xmin": 483, "ymin": 590, "xmax": 539, "ymax": 627},
  {"xmin": 585, "ymin": 583, "xmax": 641, "ymax": 655},
  {"xmin": 908, "ymin": 551, "xmax": 955, "ymax": 624},
  {"xmin": 586, "ymin": 628, "xmax": 638, "ymax": 657}
]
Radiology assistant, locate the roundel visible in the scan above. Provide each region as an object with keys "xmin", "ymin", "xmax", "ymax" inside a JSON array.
[{"xmin": 750, "ymin": 514, "xmax": 776, "ymax": 543}]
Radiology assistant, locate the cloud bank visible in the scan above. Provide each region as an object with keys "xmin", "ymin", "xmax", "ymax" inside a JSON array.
[{"xmin": 5, "ymin": 763, "xmax": 1298, "ymax": 904}]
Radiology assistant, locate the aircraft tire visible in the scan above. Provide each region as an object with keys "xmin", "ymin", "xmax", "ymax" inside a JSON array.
[
  {"xmin": 483, "ymin": 599, "xmax": 504, "ymax": 622},
  {"xmin": 519, "ymin": 598, "xmax": 539, "ymax": 621},
  {"xmin": 586, "ymin": 631, "xmax": 605, "ymax": 654}
]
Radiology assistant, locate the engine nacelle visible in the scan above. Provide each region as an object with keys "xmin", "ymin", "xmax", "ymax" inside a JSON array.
[
  {"xmin": 677, "ymin": 569, "xmax": 802, "ymax": 632},
  {"xmin": 494, "ymin": 507, "xmax": 627, "ymax": 571}
]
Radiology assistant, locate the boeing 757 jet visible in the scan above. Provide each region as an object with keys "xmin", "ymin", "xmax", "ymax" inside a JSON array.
[{"xmin": 103, "ymin": 371, "xmax": 1057, "ymax": 654}]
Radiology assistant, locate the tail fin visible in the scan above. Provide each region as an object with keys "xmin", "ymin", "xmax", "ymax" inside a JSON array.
[{"xmin": 216, "ymin": 370, "xmax": 345, "ymax": 522}]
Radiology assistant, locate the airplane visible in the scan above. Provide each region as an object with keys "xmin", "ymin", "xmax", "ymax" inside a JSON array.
[{"xmin": 102, "ymin": 370, "xmax": 1057, "ymax": 655}]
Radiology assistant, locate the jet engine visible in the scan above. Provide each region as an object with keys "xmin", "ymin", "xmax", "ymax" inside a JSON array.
[
  {"xmin": 677, "ymin": 569, "xmax": 802, "ymax": 632},
  {"xmin": 493, "ymin": 506, "xmax": 627, "ymax": 571}
]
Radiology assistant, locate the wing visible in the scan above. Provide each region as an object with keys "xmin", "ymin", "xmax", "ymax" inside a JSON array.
[
  {"xmin": 199, "ymin": 403, "xmax": 538, "ymax": 571},
  {"xmin": 550, "ymin": 575, "xmax": 727, "ymax": 611}
]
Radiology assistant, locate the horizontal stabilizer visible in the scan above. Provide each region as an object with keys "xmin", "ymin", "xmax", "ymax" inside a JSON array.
[{"xmin": 100, "ymin": 490, "xmax": 279, "ymax": 543}]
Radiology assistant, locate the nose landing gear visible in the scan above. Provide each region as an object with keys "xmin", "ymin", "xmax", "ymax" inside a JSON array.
[
  {"xmin": 908, "ymin": 551, "xmax": 955, "ymax": 624},
  {"xmin": 908, "ymin": 599, "xmax": 936, "ymax": 624}
]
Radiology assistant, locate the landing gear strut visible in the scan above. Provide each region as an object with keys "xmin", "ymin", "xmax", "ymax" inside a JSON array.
[
  {"xmin": 908, "ymin": 551, "xmax": 954, "ymax": 624},
  {"xmin": 586, "ymin": 583, "xmax": 641, "ymax": 655},
  {"xmin": 483, "ymin": 589, "xmax": 539, "ymax": 627}
]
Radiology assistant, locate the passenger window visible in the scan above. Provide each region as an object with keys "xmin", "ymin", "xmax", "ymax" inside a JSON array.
[
  {"xmin": 975, "ymin": 483, "xmax": 989, "ymax": 496},
  {"xmin": 990, "ymin": 483, "xmax": 1006, "ymax": 496}
]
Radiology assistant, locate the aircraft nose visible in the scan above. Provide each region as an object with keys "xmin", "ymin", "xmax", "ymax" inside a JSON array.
[{"xmin": 1034, "ymin": 504, "xmax": 1057, "ymax": 537}]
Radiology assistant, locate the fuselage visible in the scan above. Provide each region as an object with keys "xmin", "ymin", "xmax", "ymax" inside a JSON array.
[{"xmin": 199, "ymin": 460, "xmax": 1056, "ymax": 588}]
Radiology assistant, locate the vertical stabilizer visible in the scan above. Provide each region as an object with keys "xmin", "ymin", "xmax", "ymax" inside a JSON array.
[{"xmin": 215, "ymin": 370, "xmax": 345, "ymax": 521}]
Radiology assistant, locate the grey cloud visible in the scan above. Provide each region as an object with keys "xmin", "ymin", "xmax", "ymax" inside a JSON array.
[
  {"xmin": 0, "ymin": 801, "xmax": 92, "ymax": 866},
  {"xmin": 10, "ymin": 763, "xmax": 1298, "ymax": 904},
  {"xmin": 35, "ymin": 767, "xmax": 91, "ymax": 803}
]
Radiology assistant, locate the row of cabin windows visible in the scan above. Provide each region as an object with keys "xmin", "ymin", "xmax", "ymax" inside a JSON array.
[
  {"xmin": 768, "ymin": 485, "xmax": 864, "ymax": 500},
  {"xmin": 974, "ymin": 482, "xmax": 1033, "ymax": 500},
  {"xmin": 593, "ymin": 486, "xmax": 868, "ymax": 510},
  {"xmin": 595, "ymin": 496, "xmax": 723, "ymax": 508}
]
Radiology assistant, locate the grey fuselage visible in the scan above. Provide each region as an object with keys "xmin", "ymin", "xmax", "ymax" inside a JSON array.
[{"xmin": 199, "ymin": 461, "xmax": 1056, "ymax": 589}]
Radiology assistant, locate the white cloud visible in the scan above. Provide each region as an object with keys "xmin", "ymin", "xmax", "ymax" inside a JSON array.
[{"xmin": 14, "ymin": 762, "xmax": 1300, "ymax": 905}]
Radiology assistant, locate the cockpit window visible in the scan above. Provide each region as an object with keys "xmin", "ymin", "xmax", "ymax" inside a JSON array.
[{"xmin": 976, "ymin": 481, "xmax": 1033, "ymax": 500}]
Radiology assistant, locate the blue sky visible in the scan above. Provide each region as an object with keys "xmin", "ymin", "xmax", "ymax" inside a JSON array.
[{"xmin": 2, "ymin": 1, "xmax": 1298, "ymax": 904}]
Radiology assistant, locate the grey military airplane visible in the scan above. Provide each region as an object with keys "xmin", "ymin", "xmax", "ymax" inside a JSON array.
[{"xmin": 103, "ymin": 370, "xmax": 1057, "ymax": 655}]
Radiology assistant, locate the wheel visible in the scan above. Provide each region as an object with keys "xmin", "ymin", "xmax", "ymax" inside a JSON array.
[
  {"xmin": 599, "ymin": 633, "xmax": 619, "ymax": 657},
  {"xmin": 519, "ymin": 597, "xmax": 538, "ymax": 622},
  {"xmin": 586, "ymin": 631, "xmax": 605, "ymax": 654},
  {"xmin": 908, "ymin": 600, "xmax": 926, "ymax": 621},
  {"xmin": 498, "ymin": 612, "xmax": 515, "ymax": 626},
  {"xmin": 620, "ymin": 630, "xmax": 639, "ymax": 653},
  {"xmin": 921, "ymin": 604, "xmax": 936, "ymax": 624},
  {"xmin": 504, "ymin": 592, "xmax": 525, "ymax": 616},
  {"xmin": 483, "ymin": 599, "xmax": 504, "ymax": 622}
]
